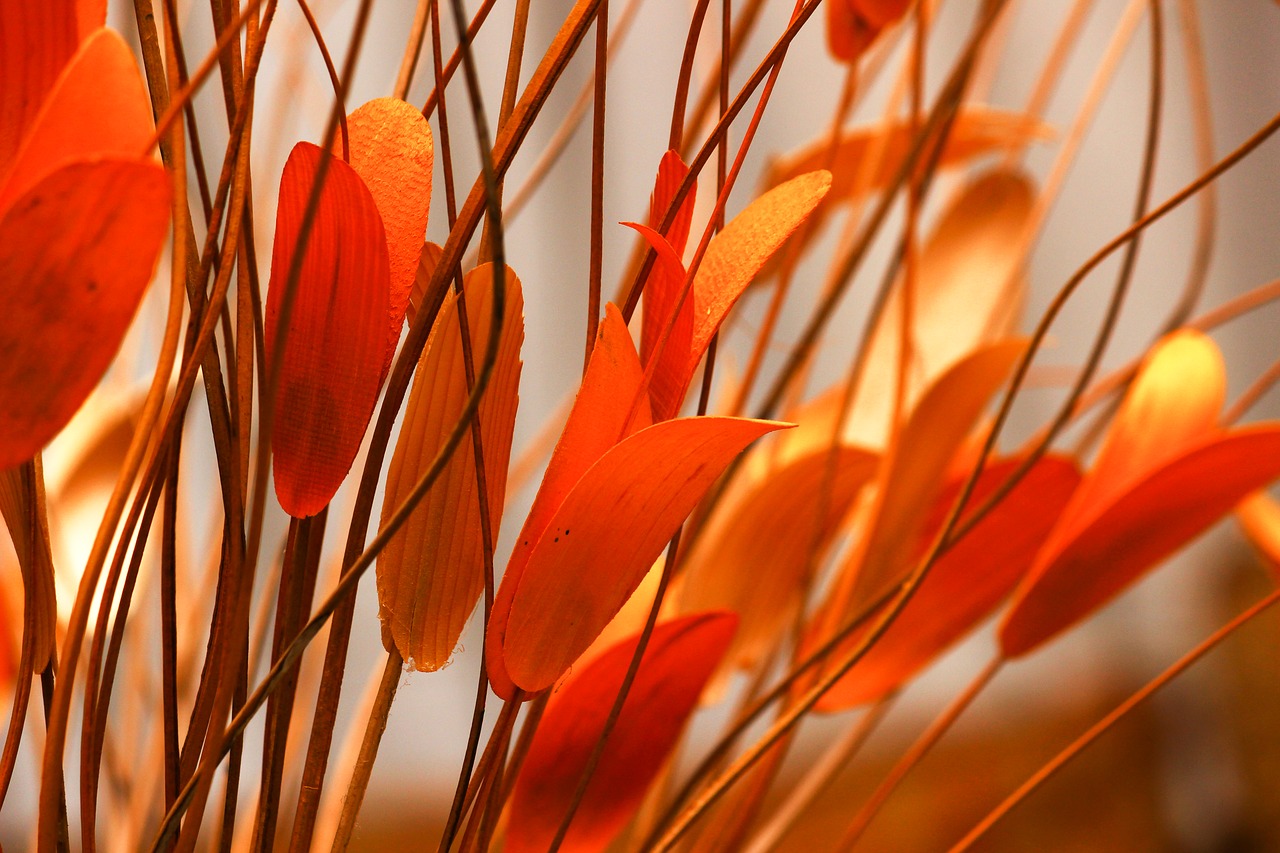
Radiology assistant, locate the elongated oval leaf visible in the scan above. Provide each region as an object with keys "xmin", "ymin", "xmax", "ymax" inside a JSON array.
[
  {"xmin": 486, "ymin": 303, "xmax": 651, "ymax": 697},
  {"xmin": 377, "ymin": 265, "xmax": 522, "ymax": 670},
  {"xmin": 1001, "ymin": 427, "xmax": 1280, "ymax": 658},
  {"xmin": 498, "ymin": 416, "xmax": 787, "ymax": 694},
  {"xmin": 506, "ymin": 613, "xmax": 736, "ymax": 853},
  {"xmin": 267, "ymin": 142, "xmax": 390, "ymax": 518},
  {"xmin": 819, "ymin": 456, "xmax": 1080, "ymax": 710},
  {"xmin": 0, "ymin": 2, "xmax": 77, "ymax": 172},
  {"xmin": 342, "ymin": 97, "xmax": 434, "ymax": 364},
  {"xmin": 0, "ymin": 29, "xmax": 153, "ymax": 214},
  {"xmin": 0, "ymin": 159, "xmax": 170, "ymax": 468}
]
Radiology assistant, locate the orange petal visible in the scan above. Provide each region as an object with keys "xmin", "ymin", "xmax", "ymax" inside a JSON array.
[
  {"xmin": 679, "ymin": 445, "xmax": 879, "ymax": 675},
  {"xmin": 341, "ymin": 98, "xmax": 434, "ymax": 366},
  {"xmin": 826, "ymin": 0, "xmax": 910, "ymax": 61},
  {"xmin": 818, "ymin": 456, "xmax": 1080, "ymax": 710},
  {"xmin": 506, "ymin": 613, "xmax": 736, "ymax": 853},
  {"xmin": 0, "ymin": 159, "xmax": 170, "ymax": 468},
  {"xmin": 376, "ymin": 265, "xmax": 523, "ymax": 670},
  {"xmin": 847, "ymin": 339, "xmax": 1027, "ymax": 611},
  {"xmin": 0, "ymin": 29, "xmax": 154, "ymax": 215},
  {"xmin": 485, "ymin": 303, "xmax": 651, "ymax": 697},
  {"xmin": 267, "ymin": 142, "xmax": 390, "ymax": 518},
  {"xmin": 0, "ymin": 3, "xmax": 77, "ymax": 172},
  {"xmin": 499, "ymin": 416, "xmax": 787, "ymax": 694},
  {"xmin": 1236, "ymin": 492, "xmax": 1280, "ymax": 580},
  {"xmin": 1001, "ymin": 426, "xmax": 1280, "ymax": 658}
]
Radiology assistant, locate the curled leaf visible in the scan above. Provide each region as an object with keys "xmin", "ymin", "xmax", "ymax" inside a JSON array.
[
  {"xmin": 267, "ymin": 142, "xmax": 390, "ymax": 518},
  {"xmin": 377, "ymin": 264, "xmax": 523, "ymax": 671},
  {"xmin": 506, "ymin": 613, "xmax": 736, "ymax": 853},
  {"xmin": 0, "ymin": 159, "xmax": 170, "ymax": 468}
]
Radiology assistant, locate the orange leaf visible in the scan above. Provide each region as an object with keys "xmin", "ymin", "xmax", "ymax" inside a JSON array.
[
  {"xmin": 0, "ymin": 29, "xmax": 154, "ymax": 215},
  {"xmin": 0, "ymin": 3, "xmax": 77, "ymax": 172},
  {"xmin": 1236, "ymin": 492, "xmax": 1280, "ymax": 580},
  {"xmin": 406, "ymin": 241, "xmax": 444, "ymax": 328},
  {"xmin": 1001, "ymin": 426, "xmax": 1280, "ymax": 658},
  {"xmin": 818, "ymin": 456, "xmax": 1080, "ymax": 710},
  {"xmin": 679, "ymin": 445, "xmax": 879, "ymax": 675},
  {"xmin": 376, "ymin": 264, "xmax": 523, "ymax": 671},
  {"xmin": 0, "ymin": 159, "xmax": 170, "ymax": 468},
  {"xmin": 76, "ymin": 0, "xmax": 107, "ymax": 40},
  {"xmin": 497, "ymin": 416, "xmax": 787, "ymax": 695},
  {"xmin": 485, "ymin": 303, "xmax": 651, "ymax": 697},
  {"xmin": 267, "ymin": 142, "xmax": 390, "ymax": 518},
  {"xmin": 506, "ymin": 613, "xmax": 736, "ymax": 853},
  {"xmin": 825, "ymin": 0, "xmax": 910, "ymax": 62},
  {"xmin": 341, "ymin": 98, "xmax": 434, "ymax": 368}
]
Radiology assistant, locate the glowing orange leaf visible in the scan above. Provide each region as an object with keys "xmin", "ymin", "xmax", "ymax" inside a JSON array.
[
  {"xmin": 0, "ymin": 3, "xmax": 77, "ymax": 171},
  {"xmin": 485, "ymin": 304, "xmax": 651, "ymax": 697},
  {"xmin": 826, "ymin": 0, "xmax": 910, "ymax": 62},
  {"xmin": 76, "ymin": 0, "xmax": 106, "ymax": 39},
  {"xmin": 1236, "ymin": 492, "xmax": 1280, "ymax": 578},
  {"xmin": 376, "ymin": 265, "xmax": 523, "ymax": 671},
  {"xmin": 506, "ymin": 613, "xmax": 736, "ymax": 853},
  {"xmin": 0, "ymin": 159, "xmax": 170, "ymax": 469},
  {"xmin": 341, "ymin": 98, "xmax": 434, "ymax": 366},
  {"xmin": 497, "ymin": 416, "xmax": 786, "ymax": 695},
  {"xmin": 819, "ymin": 456, "xmax": 1080, "ymax": 710},
  {"xmin": 266, "ymin": 143, "xmax": 390, "ymax": 518}
]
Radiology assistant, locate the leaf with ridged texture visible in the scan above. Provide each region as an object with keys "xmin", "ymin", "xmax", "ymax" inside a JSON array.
[
  {"xmin": 0, "ymin": 29, "xmax": 153, "ymax": 214},
  {"xmin": 486, "ymin": 303, "xmax": 652, "ymax": 698},
  {"xmin": 506, "ymin": 613, "xmax": 736, "ymax": 853},
  {"xmin": 1001, "ymin": 427, "xmax": 1280, "ymax": 658},
  {"xmin": 376, "ymin": 264, "xmax": 523, "ymax": 671},
  {"xmin": 825, "ymin": 0, "xmax": 910, "ymax": 62},
  {"xmin": 0, "ymin": 2, "xmax": 77, "ymax": 173},
  {"xmin": 266, "ymin": 142, "xmax": 390, "ymax": 518},
  {"xmin": 1236, "ymin": 492, "xmax": 1280, "ymax": 580},
  {"xmin": 341, "ymin": 98, "xmax": 433, "ymax": 368},
  {"xmin": 638, "ymin": 151, "xmax": 697, "ymax": 418},
  {"xmin": 845, "ymin": 339, "xmax": 1026, "ymax": 612},
  {"xmin": 818, "ymin": 456, "xmax": 1080, "ymax": 710},
  {"xmin": 846, "ymin": 171, "xmax": 1034, "ymax": 447},
  {"xmin": 0, "ymin": 464, "xmax": 57, "ymax": 671},
  {"xmin": 406, "ymin": 241, "xmax": 444, "ymax": 328},
  {"xmin": 680, "ymin": 445, "xmax": 879, "ymax": 675},
  {"xmin": 0, "ymin": 159, "xmax": 170, "ymax": 469},
  {"xmin": 498, "ymin": 416, "xmax": 786, "ymax": 695}
]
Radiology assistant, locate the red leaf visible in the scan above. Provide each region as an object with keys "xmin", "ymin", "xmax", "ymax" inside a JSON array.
[
  {"xmin": 0, "ymin": 2, "xmax": 77, "ymax": 172},
  {"xmin": 266, "ymin": 142, "xmax": 390, "ymax": 518},
  {"xmin": 495, "ymin": 416, "xmax": 786, "ymax": 695},
  {"xmin": 0, "ymin": 159, "xmax": 170, "ymax": 468},
  {"xmin": 506, "ymin": 613, "xmax": 736, "ymax": 853}
]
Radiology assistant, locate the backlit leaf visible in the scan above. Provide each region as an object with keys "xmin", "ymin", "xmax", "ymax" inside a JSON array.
[
  {"xmin": 506, "ymin": 613, "xmax": 736, "ymax": 853},
  {"xmin": 377, "ymin": 264, "xmax": 522, "ymax": 671},
  {"xmin": 1001, "ymin": 427, "xmax": 1280, "ymax": 658},
  {"xmin": 825, "ymin": 0, "xmax": 910, "ymax": 62},
  {"xmin": 341, "ymin": 97, "xmax": 434, "ymax": 367},
  {"xmin": 497, "ymin": 416, "xmax": 786, "ymax": 695},
  {"xmin": 0, "ymin": 29, "xmax": 153, "ymax": 215},
  {"xmin": 1236, "ymin": 492, "xmax": 1280, "ymax": 579},
  {"xmin": 0, "ymin": 2, "xmax": 77, "ymax": 172},
  {"xmin": 267, "ymin": 142, "xmax": 390, "ymax": 518},
  {"xmin": 0, "ymin": 159, "xmax": 170, "ymax": 468}
]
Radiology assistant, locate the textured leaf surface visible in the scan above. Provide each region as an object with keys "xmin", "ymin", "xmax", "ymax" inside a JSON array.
[
  {"xmin": 498, "ymin": 416, "xmax": 786, "ymax": 694},
  {"xmin": 0, "ymin": 2, "xmax": 77, "ymax": 172},
  {"xmin": 0, "ymin": 29, "xmax": 153, "ymax": 214},
  {"xmin": 506, "ymin": 613, "xmax": 735, "ymax": 853},
  {"xmin": 267, "ymin": 143, "xmax": 390, "ymax": 518},
  {"xmin": 0, "ymin": 160, "xmax": 170, "ymax": 468},
  {"xmin": 377, "ymin": 265, "xmax": 522, "ymax": 670}
]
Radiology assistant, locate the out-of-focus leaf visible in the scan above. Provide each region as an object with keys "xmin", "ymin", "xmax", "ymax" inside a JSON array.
[
  {"xmin": 1236, "ymin": 492, "xmax": 1280, "ymax": 579},
  {"xmin": 377, "ymin": 265, "xmax": 522, "ymax": 671},
  {"xmin": 638, "ymin": 151, "xmax": 697, "ymax": 419},
  {"xmin": 1001, "ymin": 427, "xmax": 1280, "ymax": 658},
  {"xmin": 0, "ymin": 29, "xmax": 153, "ymax": 214},
  {"xmin": 506, "ymin": 613, "xmax": 736, "ymax": 853},
  {"xmin": 680, "ymin": 445, "xmax": 879, "ymax": 675},
  {"xmin": 0, "ymin": 159, "xmax": 169, "ymax": 469},
  {"xmin": 485, "ymin": 304, "xmax": 651, "ymax": 698},
  {"xmin": 341, "ymin": 97, "xmax": 433, "ymax": 365},
  {"xmin": 845, "ymin": 339, "xmax": 1026, "ymax": 611},
  {"xmin": 0, "ymin": 464, "xmax": 57, "ymax": 671},
  {"xmin": 497, "ymin": 416, "xmax": 786, "ymax": 695},
  {"xmin": 819, "ymin": 456, "xmax": 1080, "ymax": 710},
  {"xmin": 845, "ymin": 170, "xmax": 1035, "ymax": 448},
  {"xmin": 0, "ymin": 3, "xmax": 77, "ymax": 171},
  {"xmin": 825, "ymin": 0, "xmax": 910, "ymax": 62},
  {"xmin": 266, "ymin": 142, "xmax": 389, "ymax": 518}
]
